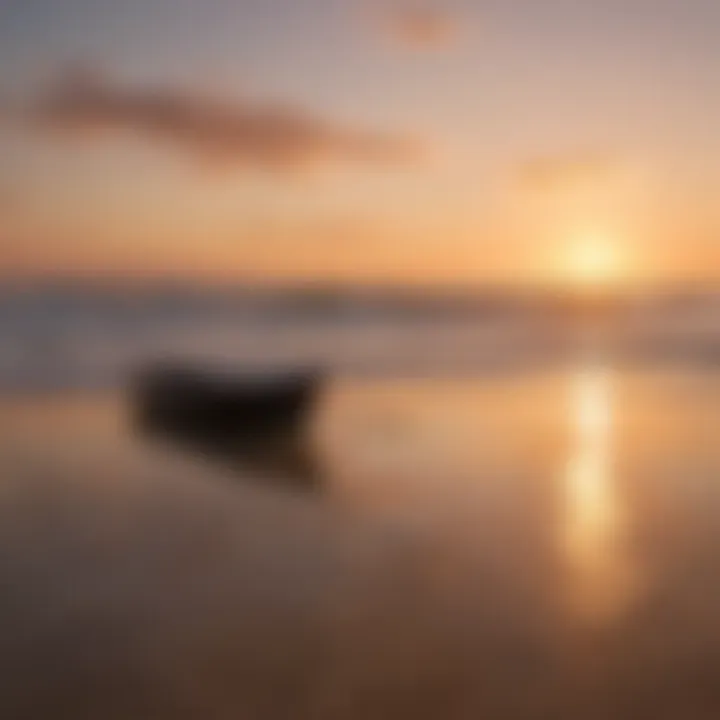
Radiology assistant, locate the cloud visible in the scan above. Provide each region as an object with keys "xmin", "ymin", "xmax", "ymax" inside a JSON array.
[
  {"xmin": 518, "ymin": 154, "xmax": 631, "ymax": 194},
  {"xmin": 373, "ymin": 3, "xmax": 458, "ymax": 49},
  {"xmin": 28, "ymin": 70, "xmax": 424, "ymax": 174}
]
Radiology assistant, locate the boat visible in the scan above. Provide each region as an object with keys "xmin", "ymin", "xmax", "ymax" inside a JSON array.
[{"xmin": 130, "ymin": 362, "xmax": 323, "ymax": 488}]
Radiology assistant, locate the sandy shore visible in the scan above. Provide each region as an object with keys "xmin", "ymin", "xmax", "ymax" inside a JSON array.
[{"xmin": 0, "ymin": 373, "xmax": 719, "ymax": 719}]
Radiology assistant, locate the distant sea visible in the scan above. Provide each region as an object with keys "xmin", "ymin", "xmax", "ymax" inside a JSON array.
[{"xmin": 0, "ymin": 284, "xmax": 718, "ymax": 394}]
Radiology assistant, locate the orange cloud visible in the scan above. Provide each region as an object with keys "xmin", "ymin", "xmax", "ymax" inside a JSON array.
[
  {"xmin": 372, "ymin": 3, "xmax": 458, "ymax": 49},
  {"xmin": 29, "ymin": 70, "xmax": 424, "ymax": 173},
  {"xmin": 519, "ymin": 154, "xmax": 630, "ymax": 194}
]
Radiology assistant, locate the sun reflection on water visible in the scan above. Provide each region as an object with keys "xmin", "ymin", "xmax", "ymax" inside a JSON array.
[{"xmin": 562, "ymin": 366, "xmax": 635, "ymax": 624}]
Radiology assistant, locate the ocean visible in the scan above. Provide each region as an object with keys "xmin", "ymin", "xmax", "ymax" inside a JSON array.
[
  {"xmin": 0, "ymin": 284, "xmax": 717, "ymax": 393},
  {"xmin": 0, "ymin": 284, "xmax": 719, "ymax": 718}
]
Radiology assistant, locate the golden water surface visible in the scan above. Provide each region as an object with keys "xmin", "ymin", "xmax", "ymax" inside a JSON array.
[{"xmin": 0, "ymin": 366, "xmax": 718, "ymax": 718}]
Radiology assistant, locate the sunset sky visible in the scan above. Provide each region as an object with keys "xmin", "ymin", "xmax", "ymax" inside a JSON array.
[{"xmin": 0, "ymin": 0, "xmax": 718, "ymax": 285}]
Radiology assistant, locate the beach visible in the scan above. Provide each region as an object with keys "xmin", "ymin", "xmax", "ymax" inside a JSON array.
[{"xmin": 1, "ymin": 365, "xmax": 719, "ymax": 718}]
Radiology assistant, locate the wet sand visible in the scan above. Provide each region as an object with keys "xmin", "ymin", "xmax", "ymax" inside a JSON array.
[{"xmin": 0, "ymin": 367, "xmax": 719, "ymax": 719}]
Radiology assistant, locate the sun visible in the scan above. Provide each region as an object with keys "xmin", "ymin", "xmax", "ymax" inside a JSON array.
[{"xmin": 562, "ymin": 232, "xmax": 623, "ymax": 289}]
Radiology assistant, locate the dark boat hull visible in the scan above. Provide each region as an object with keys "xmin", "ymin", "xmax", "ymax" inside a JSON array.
[{"xmin": 130, "ymin": 364, "xmax": 323, "ymax": 488}]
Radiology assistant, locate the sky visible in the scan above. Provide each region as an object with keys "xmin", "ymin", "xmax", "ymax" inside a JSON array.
[{"xmin": 0, "ymin": 0, "xmax": 718, "ymax": 285}]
